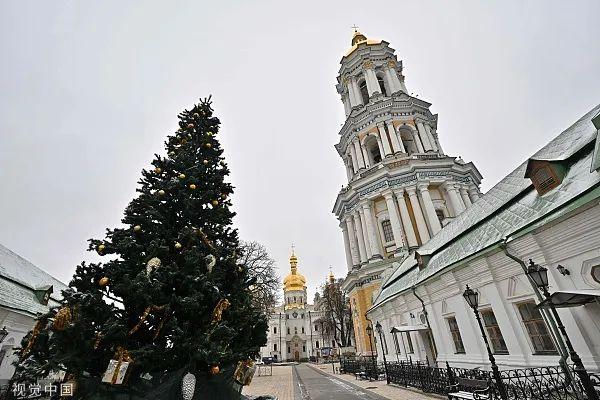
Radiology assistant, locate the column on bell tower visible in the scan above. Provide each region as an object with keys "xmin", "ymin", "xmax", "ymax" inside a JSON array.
[{"xmin": 363, "ymin": 60, "xmax": 381, "ymax": 97}]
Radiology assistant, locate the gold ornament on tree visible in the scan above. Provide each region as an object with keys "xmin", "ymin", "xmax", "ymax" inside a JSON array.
[
  {"xmin": 133, "ymin": 225, "xmax": 141, "ymax": 232},
  {"xmin": 211, "ymin": 200, "xmax": 219, "ymax": 206},
  {"xmin": 21, "ymin": 319, "xmax": 46, "ymax": 358},
  {"xmin": 158, "ymin": 190, "xmax": 166, "ymax": 196},
  {"xmin": 174, "ymin": 242, "xmax": 182, "ymax": 250},
  {"xmin": 128, "ymin": 305, "xmax": 168, "ymax": 338},
  {"xmin": 189, "ymin": 184, "xmax": 196, "ymax": 190},
  {"xmin": 203, "ymin": 160, "xmax": 208, "ymax": 165},
  {"xmin": 212, "ymin": 299, "xmax": 230, "ymax": 323},
  {"xmin": 97, "ymin": 244, "xmax": 106, "ymax": 255},
  {"xmin": 205, "ymin": 254, "xmax": 216, "ymax": 273},
  {"xmin": 205, "ymin": 143, "xmax": 212, "ymax": 149},
  {"xmin": 193, "ymin": 112, "xmax": 200, "ymax": 118},
  {"xmin": 179, "ymin": 173, "xmax": 186, "ymax": 179},
  {"xmin": 234, "ymin": 360, "xmax": 256, "ymax": 386},
  {"xmin": 154, "ymin": 167, "xmax": 162, "ymax": 174},
  {"xmin": 196, "ymin": 228, "xmax": 216, "ymax": 252},
  {"xmin": 99, "ymin": 277, "xmax": 110, "ymax": 287},
  {"xmin": 52, "ymin": 306, "xmax": 72, "ymax": 331}
]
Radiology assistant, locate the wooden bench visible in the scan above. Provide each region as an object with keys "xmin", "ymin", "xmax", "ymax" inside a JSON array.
[{"xmin": 447, "ymin": 377, "xmax": 493, "ymax": 400}]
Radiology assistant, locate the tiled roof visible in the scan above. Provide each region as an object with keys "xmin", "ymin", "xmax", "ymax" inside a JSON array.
[
  {"xmin": 0, "ymin": 243, "xmax": 68, "ymax": 316},
  {"xmin": 374, "ymin": 104, "xmax": 600, "ymax": 308}
]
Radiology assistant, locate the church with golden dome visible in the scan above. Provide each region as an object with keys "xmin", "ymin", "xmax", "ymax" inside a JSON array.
[{"xmin": 259, "ymin": 251, "xmax": 340, "ymax": 362}]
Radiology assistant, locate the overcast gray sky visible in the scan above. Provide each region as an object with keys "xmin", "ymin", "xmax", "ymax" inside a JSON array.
[{"xmin": 1, "ymin": 0, "xmax": 599, "ymax": 301}]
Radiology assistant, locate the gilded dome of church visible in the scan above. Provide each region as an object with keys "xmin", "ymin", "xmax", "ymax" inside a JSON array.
[
  {"xmin": 344, "ymin": 29, "xmax": 382, "ymax": 57},
  {"xmin": 283, "ymin": 251, "xmax": 306, "ymax": 292}
]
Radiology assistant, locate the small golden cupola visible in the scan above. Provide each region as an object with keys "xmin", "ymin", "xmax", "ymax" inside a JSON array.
[
  {"xmin": 283, "ymin": 250, "xmax": 307, "ymax": 292},
  {"xmin": 327, "ymin": 268, "xmax": 335, "ymax": 284}
]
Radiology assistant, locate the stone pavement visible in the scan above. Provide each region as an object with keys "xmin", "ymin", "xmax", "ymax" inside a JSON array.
[
  {"xmin": 242, "ymin": 364, "xmax": 294, "ymax": 400},
  {"xmin": 308, "ymin": 362, "xmax": 442, "ymax": 400}
]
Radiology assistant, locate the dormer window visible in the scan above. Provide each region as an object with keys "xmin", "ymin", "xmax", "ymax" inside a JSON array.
[
  {"xmin": 34, "ymin": 285, "xmax": 53, "ymax": 306},
  {"xmin": 525, "ymin": 159, "xmax": 567, "ymax": 196}
]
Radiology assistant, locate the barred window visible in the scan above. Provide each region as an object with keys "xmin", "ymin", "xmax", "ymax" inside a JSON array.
[
  {"xmin": 481, "ymin": 310, "xmax": 508, "ymax": 354},
  {"xmin": 381, "ymin": 220, "xmax": 394, "ymax": 242},
  {"xmin": 447, "ymin": 317, "xmax": 466, "ymax": 354},
  {"xmin": 517, "ymin": 301, "xmax": 557, "ymax": 354}
]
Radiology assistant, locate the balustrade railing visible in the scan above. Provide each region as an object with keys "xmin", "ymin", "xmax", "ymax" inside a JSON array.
[{"xmin": 339, "ymin": 359, "xmax": 600, "ymax": 399}]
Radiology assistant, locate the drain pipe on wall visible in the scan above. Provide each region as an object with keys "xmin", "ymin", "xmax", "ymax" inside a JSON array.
[
  {"xmin": 500, "ymin": 238, "xmax": 573, "ymax": 382},
  {"xmin": 412, "ymin": 286, "xmax": 438, "ymax": 366}
]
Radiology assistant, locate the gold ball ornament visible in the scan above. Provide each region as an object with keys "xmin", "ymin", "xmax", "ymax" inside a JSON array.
[
  {"xmin": 189, "ymin": 184, "xmax": 197, "ymax": 190},
  {"xmin": 99, "ymin": 277, "xmax": 110, "ymax": 287},
  {"xmin": 193, "ymin": 112, "xmax": 200, "ymax": 118},
  {"xmin": 211, "ymin": 200, "xmax": 219, "ymax": 206},
  {"xmin": 169, "ymin": 151, "xmax": 176, "ymax": 157},
  {"xmin": 133, "ymin": 225, "xmax": 141, "ymax": 232},
  {"xmin": 220, "ymin": 161, "xmax": 226, "ymax": 166},
  {"xmin": 207, "ymin": 131, "xmax": 214, "ymax": 136},
  {"xmin": 187, "ymin": 123, "xmax": 195, "ymax": 129},
  {"xmin": 205, "ymin": 143, "xmax": 212, "ymax": 149},
  {"xmin": 203, "ymin": 160, "xmax": 209, "ymax": 165},
  {"xmin": 174, "ymin": 242, "xmax": 182, "ymax": 250},
  {"xmin": 97, "ymin": 244, "xmax": 106, "ymax": 254},
  {"xmin": 158, "ymin": 190, "xmax": 166, "ymax": 196},
  {"xmin": 154, "ymin": 167, "xmax": 162, "ymax": 174},
  {"xmin": 179, "ymin": 173, "xmax": 186, "ymax": 179},
  {"xmin": 210, "ymin": 365, "xmax": 220, "ymax": 375},
  {"xmin": 220, "ymin": 194, "xmax": 227, "ymax": 200}
]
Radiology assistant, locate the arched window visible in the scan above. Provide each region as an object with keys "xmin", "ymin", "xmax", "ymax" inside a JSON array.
[
  {"xmin": 293, "ymin": 296, "xmax": 296, "ymax": 302},
  {"xmin": 316, "ymin": 341, "xmax": 320, "ymax": 348},
  {"xmin": 359, "ymin": 80, "xmax": 369, "ymax": 104},
  {"xmin": 294, "ymin": 327, "xmax": 298, "ymax": 334},
  {"xmin": 377, "ymin": 76, "xmax": 389, "ymax": 97},
  {"xmin": 399, "ymin": 128, "xmax": 417, "ymax": 154},
  {"xmin": 364, "ymin": 135, "xmax": 382, "ymax": 164},
  {"xmin": 381, "ymin": 220, "xmax": 394, "ymax": 242},
  {"xmin": 302, "ymin": 326, "xmax": 305, "ymax": 333}
]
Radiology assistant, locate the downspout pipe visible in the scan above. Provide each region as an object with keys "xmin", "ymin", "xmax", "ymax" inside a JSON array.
[
  {"xmin": 412, "ymin": 286, "xmax": 438, "ymax": 366},
  {"xmin": 500, "ymin": 239, "xmax": 575, "ymax": 383}
]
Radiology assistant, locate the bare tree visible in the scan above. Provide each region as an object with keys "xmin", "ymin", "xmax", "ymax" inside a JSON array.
[
  {"xmin": 238, "ymin": 240, "xmax": 280, "ymax": 313},
  {"xmin": 318, "ymin": 278, "xmax": 354, "ymax": 347}
]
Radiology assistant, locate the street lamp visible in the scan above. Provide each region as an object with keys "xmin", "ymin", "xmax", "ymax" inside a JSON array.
[
  {"xmin": 0, "ymin": 326, "xmax": 8, "ymax": 343},
  {"xmin": 526, "ymin": 260, "xmax": 599, "ymax": 400},
  {"xmin": 365, "ymin": 324, "xmax": 376, "ymax": 381},
  {"xmin": 375, "ymin": 322, "xmax": 390, "ymax": 384},
  {"xmin": 462, "ymin": 285, "xmax": 508, "ymax": 400}
]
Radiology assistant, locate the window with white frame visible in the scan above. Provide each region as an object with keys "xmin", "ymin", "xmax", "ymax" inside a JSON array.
[
  {"xmin": 517, "ymin": 301, "xmax": 557, "ymax": 354},
  {"xmin": 381, "ymin": 220, "xmax": 394, "ymax": 243},
  {"xmin": 481, "ymin": 309, "xmax": 508, "ymax": 354},
  {"xmin": 447, "ymin": 316, "xmax": 466, "ymax": 354}
]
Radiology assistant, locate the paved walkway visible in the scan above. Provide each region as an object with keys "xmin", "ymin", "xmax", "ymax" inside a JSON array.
[
  {"xmin": 307, "ymin": 363, "xmax": 442, "ymax": 400},
  {"xmin": 242, "ymin": 362, "xmax": 441, "ymax": 400},
  {"xmin": 242, "ymin": 364, "xmax": 294, "ymax": 400}
]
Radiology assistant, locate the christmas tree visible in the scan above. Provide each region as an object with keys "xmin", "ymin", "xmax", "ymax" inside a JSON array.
[{"xmin": 12, "ymin": 98, "xmax": 268, "ymax": 399}]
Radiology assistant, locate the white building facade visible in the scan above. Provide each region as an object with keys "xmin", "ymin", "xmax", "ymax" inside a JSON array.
[
  {"xmin": 332, "ymin": 30, "xmax": 482, "ymax": 356},
  {"xmin": 0, "ymin": 243, "xmax": 68, "ymax": 386},
  {"xmin": 369, "ymin": 106, "xmax": 600, "ymax": 371},
  {"xmin": 259, "ymin": 253, "xmax": 341, "ymax": 362}
]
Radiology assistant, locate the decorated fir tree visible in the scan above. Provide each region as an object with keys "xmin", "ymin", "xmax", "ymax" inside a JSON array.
[{"xmin": 12, "ymin": 98, "xmax": 268, "ymax": 399}]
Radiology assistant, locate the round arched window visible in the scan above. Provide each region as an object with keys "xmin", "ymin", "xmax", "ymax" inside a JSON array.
[{"xmin": 591, "ymin": 265, "xmax": 600, "ymax": 284}]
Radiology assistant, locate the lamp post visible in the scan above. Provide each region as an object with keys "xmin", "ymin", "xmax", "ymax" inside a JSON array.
[
  {"xmin": 0, "ymin": 326, "xmax": 8, "ymax": 343},
  {"xmin": 462, "ymin": 285, "xmax": 508, "ymax": 400},
  {"xmin": 375, "ymin": 322, "xmax": 390, "ymax": 384},
  {"xmin": 526, "ymin": 260, "xmax": 599, "ymax": 400},
  {"xmin": 365, "ymin": 324, "xmax": 376, "ymax": 381}
]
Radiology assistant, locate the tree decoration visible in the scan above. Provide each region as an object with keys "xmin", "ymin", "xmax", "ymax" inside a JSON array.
[
  {"xmin": 158, "ymin": 190, "xmax": 166, "ymax": 196},
  {"xmin": 187, "ymin": 123, "xmax": 194, "ymax": 129},
  {"xmin": 203, "ymin": 160, "xmax": 208, "ymax": 165},
  {"xmin": 221, "ymin": 194, "xmax": 227, "ymax": 200},
  {"xmin": 133, "ymin": 225, "xmax": 142, "ymax": 232},
  {"xmin": 52, "ymin": 307, "xmax": 72, "ymax": 331},
  {"xmin": 174, "ymin": 242, "xmax": 182, "ymax": 250},
  {"xmin": 193, "ymin": 112, "xmax": 200, "ymax": 118},
  {"xmin": 189, "ymin": 184, "xmax": 197, "ymax": 190},
  {"xmin": 234, "ymin": 360, "xmax": 256, "ymax": 386},
  {"xmin": 97, "ymin": 244, "xmax": 106, "ymax": 254},
  {"xmin": 212, "ymin": 200, "xmax": 219, "ymax": 206},
  {"xmin": 196, "ymin": 228, "xmax": 216, "ymax": 252},
  {"xmin": 205, "ymin": 143, "xmax": 212, "ymax": 149},
  {"xmin": 179, "ymin": 173, "xmax": 186, "ymax": 179},
  {"xmin": 93, "ymin": 332, "xmax": 103, "ymax": 350},
  {"xmin": 98, "ymin": 277, "xmax": 110, "ymax": 287},
  {"xmin": 154, "ymin": 167, "xmax": 162, "ymax": 174},
  {"xmin": 101, "ymin": 347, "xmax": 133, "ymax": 385},
  {"xmin": 21, "ymin": 319, "xmax": 46, "ymax": 358},
  {"xmin": 212, "ymin": 299, "xmax": 230, "ymax": 323},
  {"xmin": 181, "ymin": 372, "xmax": 196, "ymax": 400},
  {"xmin": 205, "ymin": 254, "xmax": 216, "ymax": 273},
  {"xmin": 146, "ymin": 257, "xmax": 162, "ymax": 275},
  {"xmin": 128, "ymin": 305, "xmax": 167, "ymax": 336}
]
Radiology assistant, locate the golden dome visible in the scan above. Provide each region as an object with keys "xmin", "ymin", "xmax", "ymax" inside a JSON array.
[
  {"xmin": 327, "ymin": 269, "xmax": 335, "ymax": 284},
  {"xmin": 344, "ymin": 30, "xmax": 382, "ymax": 57},
  {"xmin": 283, "ymin": 250, "xmax": 306, "ymax": 292}
]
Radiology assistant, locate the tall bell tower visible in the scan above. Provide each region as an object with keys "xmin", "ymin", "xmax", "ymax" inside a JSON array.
[{"xmin": 333, "ymin": 30, "xmax": 483, "ymax": 356}]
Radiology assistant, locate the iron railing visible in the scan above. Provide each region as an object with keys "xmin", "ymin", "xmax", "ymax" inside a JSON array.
[{"xmin": 339, "ymin": 358, "xmax": 600, "ymax": 399}]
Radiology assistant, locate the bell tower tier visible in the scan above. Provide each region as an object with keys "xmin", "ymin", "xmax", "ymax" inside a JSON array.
[{"xmin": 332, "ymin": 30, "xmax": 483, "ymax": 357}]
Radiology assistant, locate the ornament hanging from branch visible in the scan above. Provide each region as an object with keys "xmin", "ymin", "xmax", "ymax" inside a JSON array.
[
  {"xmin": 181, "ymin": 372, "xmax": 196, "ymax": 400},
  {"xmin": 234, "ymin": 360, "xmax": 257, "ymax": 386},
  {"xmin": 146, "ymin": 257, "xmax": 162, "ymax": 276},
  {"xmin": 52, "ymin": 306, "xmax": 72, "ymax": 331},
  {"xmin": 205, "ymin": 254, "xmax": 216, "ymax": 273},
  {"xmin": 101, "ymin": 347, "xmax": 133, "ymax": 385},
  {"xmin": 212, "ymin": 299, "xmax": 230, "ymax": 323}
]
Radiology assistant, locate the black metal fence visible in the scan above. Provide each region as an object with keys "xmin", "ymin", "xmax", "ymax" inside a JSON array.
[{"xmin": 340, "ymin": 358, "xmax": 600, "ymax": 399}]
